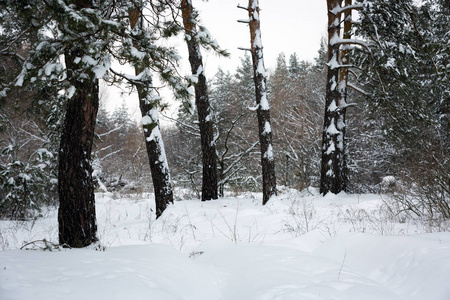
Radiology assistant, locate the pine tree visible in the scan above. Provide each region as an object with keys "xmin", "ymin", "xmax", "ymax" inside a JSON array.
[
  {"xmin": 111, "ymin": 100, "xmax": 133, "ymax": 136},
  {"xmin": 1, "ymin": 0, "xmax": 109, "ymax": 246},
  {"xmin": 0, "ymin": 2, "xmax": 59, "ymax": 219},
  {"xmin": 320, "ymin": 0, "xmax": 363, "ymax": 195},
  {"xmin": 241, "ymin": 0, "xmax": 277, "ymax": 204},
  {"xmin": 57, "ymin": 0, "xmax": 107, "ymax": 247},
  {"xmin": 354, "ymin": 0, "xmax": 449, "ymax": 218},
  {"xmin": 2, "ymin": 0, "xmax": 196, "ymax": 241},
  {"xmin": 235, "ymin": 55, "xmax": 256, "ymax": 107},
  {"xmin": 126, "ymin": 3, "xmax": 176, "ymax": 217},
  {"xmin": 313, "ymin": 38, "xmax": 328, "ymax": 73},
  {"xmin": 181, "ymin": 0, "xmax": 218, "ymax": 201},
  {"xmin": 320, "ymin": 0, "xmax": 346, "ymax": 195},
  {"xmin": 288, "ymin": 53, "xmax": 302, "ymax": 76},
  {"xmin": 270, "ymin": 53, "xmax": 289, "ymax": 111}
]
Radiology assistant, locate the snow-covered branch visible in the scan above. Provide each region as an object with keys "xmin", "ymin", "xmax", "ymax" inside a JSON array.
[
  {"xmin": 98, "ymin": 123, "xmax": 126, "ymax": 137},
  {"xmin": 347, "ymin": 83, "xmax": 368, "ymax": 96},
  {"xmin": 100, "ymin": 148, "xmax": 123, "ymax": 161},
  {"xmin": 329, "ymin": 4, "xmax": 363, "ymax": 16},
  {"xmin": 330, "ymin": 36, "xmax": 371, "ymax": 51},
  {"xmin": 219, "ymin": 141, "xmax": 259, "ymax": 184}
]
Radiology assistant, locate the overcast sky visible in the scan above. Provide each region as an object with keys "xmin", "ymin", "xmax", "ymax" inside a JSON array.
[
  {"xmin": 105, "ymin": 0, "xmax": 328, "ymax": 122},
  {"xmin": 192, "ymin": 0, "xmax": 327, "ymax": 74}
]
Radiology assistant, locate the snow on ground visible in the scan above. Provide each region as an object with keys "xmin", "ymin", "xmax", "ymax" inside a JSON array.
[{"xmin": 1, "ymin": 189, "xmax": 450, "ymax": 300}]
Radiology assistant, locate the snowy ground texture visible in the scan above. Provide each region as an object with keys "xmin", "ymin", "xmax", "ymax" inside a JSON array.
[{"xmin": 1, "ymin": 188, "xmax": 450, "ymax": 300}]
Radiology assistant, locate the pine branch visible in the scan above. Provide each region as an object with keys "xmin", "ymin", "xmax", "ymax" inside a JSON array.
[
  {"xmin": 329, "ymin": 4, "xmax": 363, "ymax": 16},
  {"xmin": 347, "ymin": 83, "xmax": 368, "ymax": 97}
]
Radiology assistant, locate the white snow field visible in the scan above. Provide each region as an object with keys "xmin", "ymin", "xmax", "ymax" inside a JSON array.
[{"xmin": 1, "ymin": 189, "xmax": 449, "ymax": 300}]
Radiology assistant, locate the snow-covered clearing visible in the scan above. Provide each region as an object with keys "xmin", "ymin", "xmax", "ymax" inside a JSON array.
[{"xmin": 1, "ymin": 189, "xmax": 449, "ymax": 300}]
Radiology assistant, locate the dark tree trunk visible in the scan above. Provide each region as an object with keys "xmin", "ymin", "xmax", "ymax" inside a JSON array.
[
  {"xmin": 320, "ymin": 0, "xmax": 348, "ymax": 195},
  {"xmin": 248, "ymin": 0, "xmax": 277, "ymax": 205},
  {"xmin": 181, "ymin": 0, "xmax": 218, "ymax": 201},
  {"xmin": 136, "ymin": 85, "xmax": 174, "ymax": 218},
  {"xmin": 219, "ymin": 159, "xmax": 225, "ymax": 198},
  {"xmin": 58, "ymin": 46, "xmax": 99, "ymax": 248},
  {"xmin": 129, "ymin": 9, "xmax": 174, "ymax": 218}
]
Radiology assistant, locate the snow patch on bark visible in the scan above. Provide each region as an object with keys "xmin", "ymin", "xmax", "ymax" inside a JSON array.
[
  {"xmin": 327, "ymin": 52, "xmax": 340, "ymax": 70},
  {"xmin": 326, "ymin": 119, "xmax": 340, "ymax": 135},
  {"xmin": 326, "ymin": 142, "xmax": 336, "ymax": 155},
  {"xmin": 264, "ymin": 144, "xmax": 274, "ymax": 161},
  {"xmin": 328, "ymin": 100, "xmax": 338, "ymax": 112},
  {"xmin": 263, "ymin": 121, "xmax": 271, "ymax": 135},
  {"xmin": 67, "ymin": 86, "xmax": 76, "ymax": 99}
]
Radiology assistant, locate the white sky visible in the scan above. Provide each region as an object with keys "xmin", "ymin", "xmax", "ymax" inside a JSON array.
[
  {"xmin": 105, "ymin": 0, "xmax": 328, "ymax": 123},
  {"xmin": 192, "ymin": 0, "xmax": 327, "ymax": 74}
]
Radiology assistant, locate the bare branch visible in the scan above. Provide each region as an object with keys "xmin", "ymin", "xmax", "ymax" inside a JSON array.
[
  {"xmin": 160, "ymin": 113, "xmax": 201, "ymax": 137},
  {"xmin": 100, "ymin": 148, "xmax": 123, "ymax": 161},
  {"xmin": 219, "ymin": 141, "xmax": 259, "ymax": 185},
  {"xmin": 98, "ymin": 123, "xmax": 125, "ymax": 137}
]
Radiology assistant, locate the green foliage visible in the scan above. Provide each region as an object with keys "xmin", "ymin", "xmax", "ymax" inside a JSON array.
[
  {"xmin": 0, "ymin": 0, "xmax": 62, "ymax": 220},
  {"xmin": 235, "ymin": 55, "xmax": 256, "ymax": 106},
  {"xmin": 0, "ymin": 146, "xmax": 56, "ymax": 219},
  {"xmin": 354, "ymin": 0, "xmax": 448, "ymax": 146},
  {"xmin": 354, "ymin": 0, "xmax": 449, "ymax": 216},
  {"xmin": 288, "ymin": 53, "xmax": 302, "ymax": 76},
  {"xmin": 1, "ymin": 0, "xmax": 202, "ymax": 219}
]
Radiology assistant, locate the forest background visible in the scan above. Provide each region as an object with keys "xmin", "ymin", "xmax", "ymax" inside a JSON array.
[{"xmin": 0, "ymin": 0, "xmax": 448, "ymax": 230}]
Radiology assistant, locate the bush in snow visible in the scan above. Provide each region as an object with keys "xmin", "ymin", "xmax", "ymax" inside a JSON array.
[{"xmin": 0, "ymin": 146, "xmax": 57, "ymax": 220}]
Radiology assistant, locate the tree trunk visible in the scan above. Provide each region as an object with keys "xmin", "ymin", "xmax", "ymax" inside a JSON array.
[
  {"xmin": 248, "ymin": 0, "xmax": 277, "ymax": 204},
  {"xmin": 129, "ymin": 9, "xmax": 174, "ymax": 218},
  {"xmin": 137, "ymin": 84, "xmax": 174, "ymax": 218},
  {"xmin": 58, "ymin": 46, "xmax": 99, "ymax": 248},
  {"xmin": 181, "ymin": 0, "xmax": 218, "ymax": 201},
  {"xmin": 320, "ymin": 0, "xmax": 348, "ymax": 195}
]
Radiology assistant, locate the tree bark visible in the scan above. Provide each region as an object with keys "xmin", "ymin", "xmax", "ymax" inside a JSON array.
[
  {"xmin": 129, "ymin": 8, "xmax": 174, "ymax": 218},
  {"xmin": 248, "ymin": 0, "xmax": 277, "ymax": 204},
  {"xmin": 320, "ymin": 0, "xmax": 348, "ymax": 195},
  {"xmin": 181, "ymin": 0, "xmax": 218, "ymax": 201},
  {"xmin": 58, "ymin": 46, "xmax": 99, "ymax": 248},
  {"xmin": 137, "ymin": 85, "xmax": 174, "ymax": 218}
]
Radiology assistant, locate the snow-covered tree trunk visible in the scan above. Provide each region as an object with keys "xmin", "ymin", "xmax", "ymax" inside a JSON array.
[
  {"xmin": 129, "ymin": 9, "xmax": 173, "ymax": 218},
  {"xmin": 58, "ymin": 1, "xmax": 99, "ymax": 247},
  {"xmin": 247, "ymin": 0, "xmax": 277, "ymax": 204},
  {"xmin": 137, "ymin": 80, "xmax": 173, "ymax": 218},
  {"xmin": 320, "ymin": 0, "xmax": 348, "ymax": 195},
  {"xmin": 339, "ymin": 0, "xmax": 352, "ymax": 105},
  {"xmin": 181, "ymin": 0, "xmax": 218, "ymax": 201}
]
